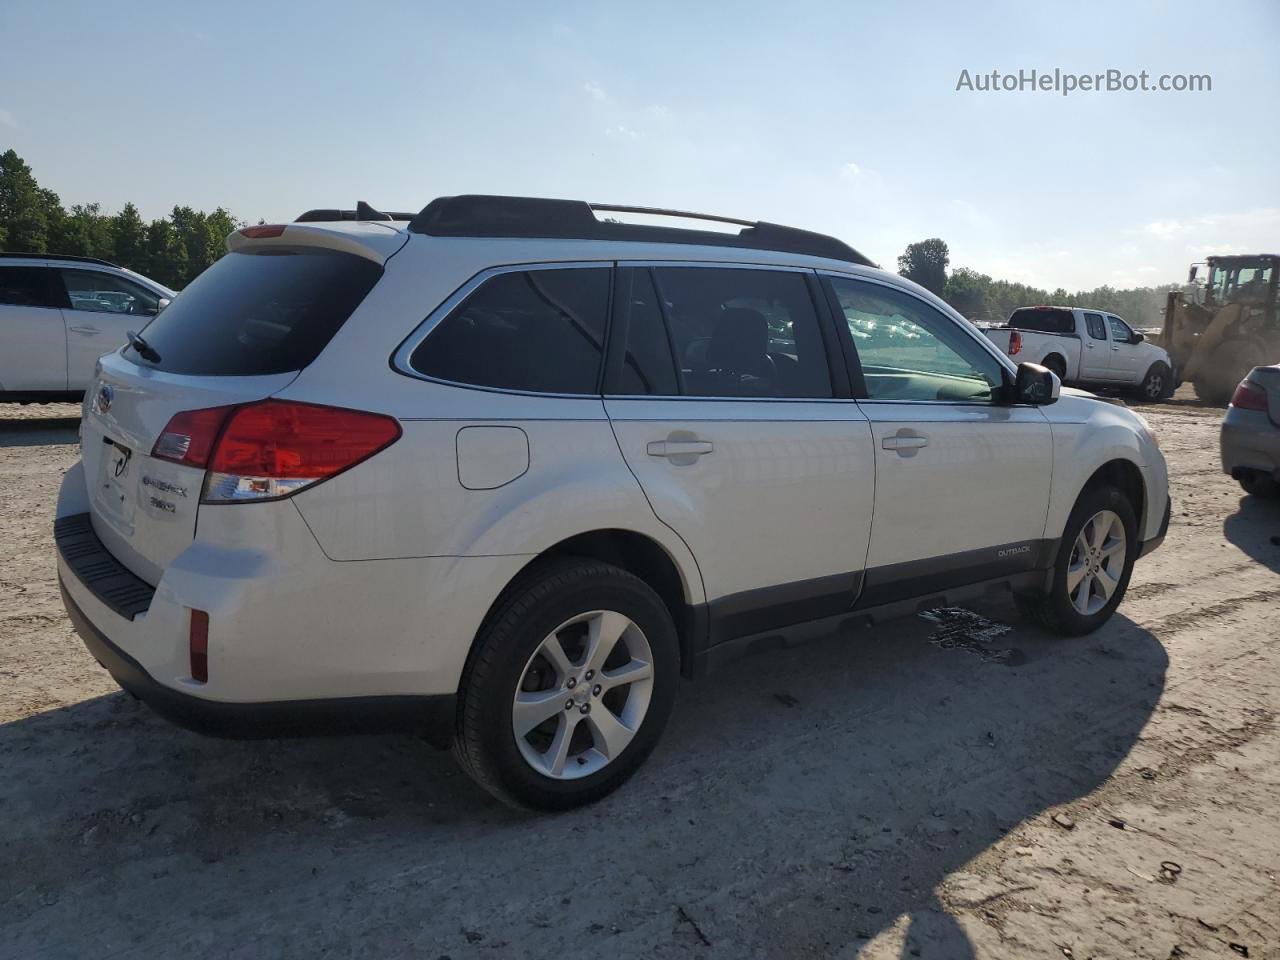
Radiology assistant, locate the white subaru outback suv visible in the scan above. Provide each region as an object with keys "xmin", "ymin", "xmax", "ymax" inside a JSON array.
[{"xmin": 56, "ymin": 196, "xmax": 1170, "ymax": 810}]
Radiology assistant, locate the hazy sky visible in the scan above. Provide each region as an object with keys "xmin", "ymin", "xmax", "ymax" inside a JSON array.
[{"xmin": 2, "ymin": 0, "xmax": 1276, "ymax": 290}]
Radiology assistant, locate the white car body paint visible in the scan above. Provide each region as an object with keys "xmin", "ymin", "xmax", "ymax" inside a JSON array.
[{"xmin": 56, "ymin": 216, "xmax": 1169, "ymax": 713}]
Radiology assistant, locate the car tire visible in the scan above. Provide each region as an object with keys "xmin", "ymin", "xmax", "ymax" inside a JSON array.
[
  {"xmin": 452, "ymin": 557, "xmax": 679, "ymax": 811},
  {"xmin": 1042, "ymin": 354, "xmax": 1067, "ymax": 382},
  {"xmin": 1239, "ymin": 472, "xmax": 1280, "ymax": 498},
  {"xmin": 1135, "ymin": 363, "xmax": 1171, "ymax": 403},
  {"xmin": 1017, "ymin": 484, "xmax": 1138, "ymax": 636}
]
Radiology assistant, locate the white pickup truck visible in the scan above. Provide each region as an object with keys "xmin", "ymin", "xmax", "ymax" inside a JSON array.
[{"xmin": 984, "ymin": 306, "xmax": 1175, "ymax": 401}]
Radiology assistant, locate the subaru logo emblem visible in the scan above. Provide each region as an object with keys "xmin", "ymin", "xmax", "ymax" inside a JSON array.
[{"xmin": 94, "ymin": 383, "xmax": 113, "ymax": 415}]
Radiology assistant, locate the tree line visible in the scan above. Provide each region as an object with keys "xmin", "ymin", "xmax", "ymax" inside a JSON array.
[
  {"xmin": 0, "ymin": 149, "xmax": 242, "ymax": 290},
  {"xmin": 899, "ymin": 238, "xmax": 1180, "ymax": 330},
  {"xmin": 3, "ymin": 147, "xmax": 1181, "ymax": 323}
]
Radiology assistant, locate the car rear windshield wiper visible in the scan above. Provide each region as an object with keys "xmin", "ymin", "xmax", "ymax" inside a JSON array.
[{"xmin": 126, "ymin": 330, "xmax": 162, "ymax": 364}]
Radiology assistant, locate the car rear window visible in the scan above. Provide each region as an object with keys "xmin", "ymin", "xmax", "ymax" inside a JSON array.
[
  {"xmin": 126, "ymin": 248, "xmax": 383, "ymax": 376},
  {"xmin": 1008, "ymin": 308, "xmax": 1075, "ymax": 334}
]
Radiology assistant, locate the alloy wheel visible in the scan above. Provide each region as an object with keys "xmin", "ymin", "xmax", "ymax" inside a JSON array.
[
  {"xmin": 1066, "ymin": 509, "xmax": 1127, "ymax": 616},
  {"xmin": 511, "ymin": 610, "xmax": 655, "ymax": 779}
]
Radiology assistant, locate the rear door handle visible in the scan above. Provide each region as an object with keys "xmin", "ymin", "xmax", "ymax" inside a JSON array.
[
  {"xmin": 69, "ymin": 325, "xmax": 100, "ymax": 335},
  {"xmin": 647, "ymin": 439, "xmax": 714, "ymax": 459}
]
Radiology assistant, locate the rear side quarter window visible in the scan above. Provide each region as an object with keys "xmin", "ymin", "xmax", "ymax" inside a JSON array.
[{"xmin": 408, "ymin": 267, "xmax": 610, "ymax": 395}]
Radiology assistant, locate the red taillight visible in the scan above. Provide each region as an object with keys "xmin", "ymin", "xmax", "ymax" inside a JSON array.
[
  {"xmin": 153, "ymin": 400, "xmax": 401, "ymax": 502},
  {"xmin": 152, "ymin": 406, "xmax": 235, "ymax": 467},
  {"xmin": 190, "ymin": 609, "xmax": 209, "ymax": 683},
  {"xmin": 239, "ymin": 224, "xmax": 287, "ymax": 239},
  {"xmin": 1009, "ymin": 329, "xmax": 1022, "ymax": 356},
  {"xmin": 1230, "ymin": 379, "xmax": 1268, "ymax": 411},
  {"xmin": 203, "ymin": 400, "xmax": 401, "ymax": 502}
]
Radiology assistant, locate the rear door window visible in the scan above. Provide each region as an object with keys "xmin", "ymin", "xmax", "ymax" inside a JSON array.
[
  {"xmin": 126, "ymin": 248, "xmax": 383, "ymax": 375},
  {"xmin": 409, "ymin": 267, "xmax": 609, "ymax": 395},
  {"xmin": 0, "ymin": 266, "xmax": 67, "ymax": 308},
  {"xmin": 1083, "ymin": 312, "xmax": 1108, "ymax": 340},
  {"xmin": 611, "ymin": 267, "xmax": 680, "ymax": 396},
  {"xmin": 648, "ymin": 267, "xmax": 832, "ymax": 398}
]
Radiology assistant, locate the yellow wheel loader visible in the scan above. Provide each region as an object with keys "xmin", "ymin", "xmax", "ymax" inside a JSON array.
[{"xmin": 1158, "ymin": 255, "xmax": 1280, "ymax": 404}]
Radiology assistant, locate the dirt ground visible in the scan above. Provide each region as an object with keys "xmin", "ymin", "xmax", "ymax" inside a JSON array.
[{"xmin": 2, "ymin": 391, "xmax": 1278, "ymax": 960}]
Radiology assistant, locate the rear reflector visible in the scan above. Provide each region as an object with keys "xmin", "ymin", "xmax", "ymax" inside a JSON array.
[
  {"xmin": 239, "ymin": 224, "xmax": 287, "ymax": 239},
  {"xmin": 152, "ymin": 406, "xmax": 235, "ymax": 467},
  {"xmin": 1231, "ymin": 379, "xmax": 1268, "ymax": 412},
  {"xmin": 190, "ymin": 609, "xmax": 209, "ymax": 683}
]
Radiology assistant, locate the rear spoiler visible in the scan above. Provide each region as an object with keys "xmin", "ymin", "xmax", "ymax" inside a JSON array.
[{"xmin": 295, "ymin": 202, "xmax": 415, "ymax": 223}]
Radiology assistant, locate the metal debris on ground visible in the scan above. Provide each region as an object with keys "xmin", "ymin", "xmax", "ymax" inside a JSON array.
[{"xmin": 919, "ymin": 607, "xmax": 1023, "ymax": 664}]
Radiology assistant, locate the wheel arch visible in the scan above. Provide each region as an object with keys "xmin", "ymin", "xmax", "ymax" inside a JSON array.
[
  {"xmin": 485, "ymin": 528, "xmax": 705, "ymax": 679},
  {"xmin": 1078, "ymin": 458, "xmax": 1147, "ymax": 538},
  {"xmin": 1041, "ymin": 352, "xmax": 1068, "ymax": 378}
]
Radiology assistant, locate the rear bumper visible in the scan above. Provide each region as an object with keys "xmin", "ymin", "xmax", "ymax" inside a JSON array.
[
  {"xmin": 1221, "ymin": 408, "xmax": 1280, "ymax": 479},
  {"xmin": 61, "ymin": 576, "xmax": 456, "ymax": 747}
]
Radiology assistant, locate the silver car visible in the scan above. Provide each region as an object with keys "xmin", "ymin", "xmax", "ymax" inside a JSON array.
[{"xmin": 1222, "ymin": 364, "xmax": 1280, "ymax": 497}]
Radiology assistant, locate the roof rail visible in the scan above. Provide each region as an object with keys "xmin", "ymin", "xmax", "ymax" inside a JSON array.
[
  {"xmin": 406, "ymin": 195, "xmax": 877, "ymax": 266},
  {"xmin": 0, "ymin": 251, "xmax": 120, "ymax": 268},
  {"xmin": 294, "ymin": 202, "xmax": 417, "ymax": 224}
]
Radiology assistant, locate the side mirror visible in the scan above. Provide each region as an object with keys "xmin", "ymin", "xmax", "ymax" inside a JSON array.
[
  {"xmin": 1013, "ymin": 361, "xmax": 1059, "ymax": 405},
  {"xmin": 1188, "ymin": 265, "xmax": 1198, "ymax": 283},
  {"xmin": 1131, "ymin": 331, "xmax": 1145, "ymax": 344}
]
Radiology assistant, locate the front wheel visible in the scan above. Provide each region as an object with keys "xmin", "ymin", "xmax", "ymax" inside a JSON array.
[
  {"xmin": 1017, "ymin": 485, "xmax": 1138, "ymax": 635},
  {"xmin": 1135, "ymin": 363, "xmax": 1171, "ymax": 402},
  {"xmin": 453, "ymin": 558, "xmax": 679, "ymax": 810}
]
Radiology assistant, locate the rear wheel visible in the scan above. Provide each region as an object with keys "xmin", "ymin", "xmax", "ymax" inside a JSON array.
[
  {"xmin": 1042, "ymin": 354, "xmax": 1067, "ymax": 382},
  {"xmin": 453, "ymin": 558, "xmax": 679, "ymax": 810},
  {"xmin": 1017, "ymin": 485, "xmax": 1138, "ymax": 635}
]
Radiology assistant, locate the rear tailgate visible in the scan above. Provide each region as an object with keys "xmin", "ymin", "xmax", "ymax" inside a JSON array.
[
  {"xmin": 78, "ymin": 227, "xmax": 396, "ymax": 585},
  {"xmin": 983, "ymin": 328, "xmax": 1014, "ymax": 353},
  {"xmin": 82, "ymin": 357, "xmax": 299, "ymax": 585}
]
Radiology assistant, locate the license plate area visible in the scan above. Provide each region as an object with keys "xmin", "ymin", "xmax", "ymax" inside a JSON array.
[{"xmin": 95, "ymin": 436, "xmax": 137, "ymax": 533}]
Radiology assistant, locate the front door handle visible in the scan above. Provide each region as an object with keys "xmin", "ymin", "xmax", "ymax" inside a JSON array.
[
  {"xmin": 647, "ymin": 439, "xmax": 714, "ymax": 459},
  {"xmin": 882, "ymin": 430, "xmax": 929, "ymax": 457},
  {"xmin": 68, "ymin": 325, "xmax": 100, "ymax": 335}
]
